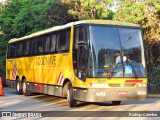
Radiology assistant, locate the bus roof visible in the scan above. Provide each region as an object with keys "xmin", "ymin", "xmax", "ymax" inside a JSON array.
[
  {"xmin": 74, "ymin": 20, "xmax": 139, "ymax": 27},
  {"xmin": 8, "ymin": 20, "xmax": 140, "ymax": 44}
]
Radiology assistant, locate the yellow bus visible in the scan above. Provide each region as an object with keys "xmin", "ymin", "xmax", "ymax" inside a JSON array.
[{"xmin": 6, "ymin": 20, "xmax": 147, "ymax": 107}]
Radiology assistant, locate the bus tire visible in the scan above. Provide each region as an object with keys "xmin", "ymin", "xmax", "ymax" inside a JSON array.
[
  {"xmin": 67, "ymin": 82, "xmax": 77, "ymax": 107},
  {"xmin": 22, "ymin": 79, "xmax": 31, "ymax": 96},
  {"xmin": 16, "ymin": 79, "xmax": 23, "ymax": 95},
  {"xmin": 112, "ymin": 101, "xmax": 121, "ymax": 105},
  {"xmin": 63, "ymin": 82, "xmax": 68, "ymax": 98}
]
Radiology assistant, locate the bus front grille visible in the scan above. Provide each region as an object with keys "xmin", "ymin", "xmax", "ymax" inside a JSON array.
[{"xmin": 108, "ymin": 83, "xmax": 136, "ymax": 87}]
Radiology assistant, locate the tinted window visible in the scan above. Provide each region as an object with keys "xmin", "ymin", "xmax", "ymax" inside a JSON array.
[
  {"xmin": 31, "ymin": 38, "xmax": 36, "ymax": 55},
  {"xmin": 7, "ymin": 44, "xmax": 15, "ymax": 58},
  {"xmin": 37, "ymin": 37, "xmax": 44, "ymax": 54},
  {"xmin": 57, "ymin": 29, "xmax": 70, "ymax": 52},
  {"xmin": 22, "ymin": 40, "xmax": 30, "ymax": 56},
  {"xmin": 7, "ymin": 28, "xmax": 71, "ymax": 58},
  {"xmin": 44, "ymin": 35, "xmax": 51, "ymax": 53},
  {"xmin": 7, "ymin": 41, "xmax": 28, "ymax": 58},
  {"xmin": 51, "ymin": 34, "xmax": 56, "ymax": 52}
]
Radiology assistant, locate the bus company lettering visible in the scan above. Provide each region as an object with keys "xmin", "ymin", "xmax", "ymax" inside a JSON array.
[{"xmin": 36, "ymin": 56, "xmax": 56, "ymax": 66}]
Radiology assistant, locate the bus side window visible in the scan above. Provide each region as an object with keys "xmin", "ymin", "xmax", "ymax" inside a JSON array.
[
  {"xmin": 57, "ymin": 28, "xmax": 70, "ymax": 53},
  {"xmin": 26, "ymin": 40, "xmax": 30, "ymax": 55},
  {"xmin": 17, "ymin": 42, "xmax": 23, "ymax": 57},
  {"xmin": 65, "ymin": 30, "xmax": 70, "ymax": 51},
  {"xmin": 37, "ymin": 37, "xmax": 44, "ymax": 54},
  {"xmin": 51, "ymin": 34, "xmax": 56, "ymax": 52},
  {"xmin": 7, "ymin": 44, "xmax": 14, "ymax": 58},
  {"xmin": 31, "ymin": 39, "xmax": 35, "ymax": 55},
  {"xmin": 56, "ymin": 33, "xmax": 60, "ymax": 52},
  {"xmin": 44, "ymin": 35, "xmax": 51, "ymax": 53},
  {"xmin": 59, "ymin": 31, "xmax": 66, "ymax": 51},
  {"xmin": 22, "ymin": 40, "xmax": 30, "ymax": 56}
]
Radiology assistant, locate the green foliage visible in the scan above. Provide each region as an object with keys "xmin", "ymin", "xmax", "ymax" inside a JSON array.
[
  {"xmin": 11, "ymin": 0, "xmax": 64, "ymax": 37},
  {"xmin": 114, "ymin": 0, "xmax": 160, "ymax": 93},
  {"xmin": 113, "ymin": 0, "xmax": 160, "ymax": 73},
  {"xmin": 113, "ymin": 0, "xmax": 160, "ymax": 44},
  {"xmin": 68, "ymin": 0, "xmax": 112, "ymax": 20},
  {"xmin": 0, "ymin": 0, "xmax": 74, "ymax": 38},
  {"xmin": 0, "ymin": 36, "xmax": 8, "ymax": 71},
  {"xmin": 148, "ymin": 66, "xmax": 160, "ymax": 93},
  {"xmin": 44, "ymin": 1, "xmax": 74, "ymax": 27},
  {"xmin": 0, "ymin": 0, "xmax": 27, "ymax": 35},
  {"xmin": 0, "ymin": 0, "xmax": 66, "ymax": 72},
  {"xmin": 0, "ymin": 0, "xmax": 26, "ymax": 71}
]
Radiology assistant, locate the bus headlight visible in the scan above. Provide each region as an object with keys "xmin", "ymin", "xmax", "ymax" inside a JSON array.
[
  {"xmin": 91, "ymin": 83, "xmax": 108, "ymax": 88},
  {"xmin": 137, "ymin": 83, "xmax": 147, "ymax": 87}
]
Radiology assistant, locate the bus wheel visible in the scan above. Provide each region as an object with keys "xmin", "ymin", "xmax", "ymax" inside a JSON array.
[
  {"xmin": 16, "ymin": 79, "xmax": 23, "ymax": 95},
  {"xmin": 22, "ymin": 79, "xmax": 30, "ymax": 96},
  {"xmin": 112, "ymin": 101, "xmax": 121, "ymax": 105},
  {"xmin": 67, "ymin": 82, "xmax": 77, "ymax": 107},
  {"xmin": 63, "ymin": 82, "xmax": 68, "ymax": 98}
]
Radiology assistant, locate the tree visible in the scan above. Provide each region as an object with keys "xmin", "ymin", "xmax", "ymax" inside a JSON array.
[
  {"xmin": 0, "ymin": 0, "xmax": 73, "ymax": 72},
  {"xmin": 43, "ymin": 0, "xmax": 74, "ymax": 27},
  {"xmin": 113, "ymin": 0, "xmax": 160, "ymax": 93},
  {"xmin": 67, "ymin": 0, "xmax": 113, "ymax": 20},
  {"xmin": 114, "ymin": 0, "xmax": 160, "ymax": 44},
  {"xmin": 0, "ymin": 0, "xmax": 27, "ymax": 72},
  {"xmin": 113, "ymin": 0, "xmax": 160, "ymax": 73},
  {"xmin": 0, "ymin": 0, "xmax": 28, "ymax": 37},
  {"xmin": 0, "ymin": 0, "xmax": 74, "ymax": 38}
]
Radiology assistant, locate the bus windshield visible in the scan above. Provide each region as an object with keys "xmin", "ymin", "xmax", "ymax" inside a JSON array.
[{"xmin": 88, "ymin": 25, "xmax": 147, "ymax": 78}]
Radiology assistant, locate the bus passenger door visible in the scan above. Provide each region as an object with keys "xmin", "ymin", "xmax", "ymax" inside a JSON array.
[{"xmin": 73, "ymin": 26, "xmax": 88, "ymax": 81}]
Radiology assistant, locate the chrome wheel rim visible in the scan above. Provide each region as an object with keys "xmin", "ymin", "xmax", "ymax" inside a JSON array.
[
  {"xmin": 17, "ymin": 82, "xmax": 20, "ymax": 92},
  {"xmin": 23, "ymin": 82, "xmax": 26, "ymax": 94}
]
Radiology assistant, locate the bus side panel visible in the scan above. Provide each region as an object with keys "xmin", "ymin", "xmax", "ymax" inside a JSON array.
[
  {"xmin": 6, "ymin": 59, "xmax": 14, "ymax": 80},
  {"xmin": 32, "ymin": 54, "xmax": 70, "ymax": 85},
  {"xmin": 26, "ymin": 82, "xmax": 63, "ymax": 97},
  {"xmin": 26, "ymin": 53, "xmax": 72, "ymax": 96}
]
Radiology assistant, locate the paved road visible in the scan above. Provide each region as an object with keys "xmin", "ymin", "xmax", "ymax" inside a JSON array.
[{"xmin": 0, "ymin": 89, "xmax": 160, "ymax": 120}]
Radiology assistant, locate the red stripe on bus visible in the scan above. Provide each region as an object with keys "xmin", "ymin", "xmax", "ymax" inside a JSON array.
[
  {"xmin": 12, "ymin": 63, "xmax": 17, "ymax": 79},
  {"xmin": 125, "ymin": 80, "xmax": 142, "ymax": 83},
  {"xmin": 12, "ymin": 73, "xmax": 16, "ymax": 79},
  {"xmin": 59, "ymin": 74, "xmax": 63, "ymax": 84},
  {"xmin": 57, "ymin": 72, "xmax": 61, "ymax": 84},
  {"xmin": 58, "ymin": 73, "xmax": 63, "ymax": 84}
]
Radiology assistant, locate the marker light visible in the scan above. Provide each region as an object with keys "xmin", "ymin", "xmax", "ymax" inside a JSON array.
[{"xmin": 137, "ymin": 83, "xmax": 147, "ymax": 87}]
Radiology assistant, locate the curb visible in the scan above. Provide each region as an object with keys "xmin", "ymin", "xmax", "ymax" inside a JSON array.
[{"xmin": 147, "ymin": 94, "xmax": 160, "ymax": 98}]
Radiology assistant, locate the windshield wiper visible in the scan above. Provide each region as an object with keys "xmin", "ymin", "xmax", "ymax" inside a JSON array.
[{"xmin": 122, "ymin": 36, "xmax": 132, "ymax": 45}]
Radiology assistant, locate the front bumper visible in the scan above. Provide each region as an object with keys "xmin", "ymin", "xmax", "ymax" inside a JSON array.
[{"xmin": 73, "ymin": 87, "xmax": 147, "ymax": 102}]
